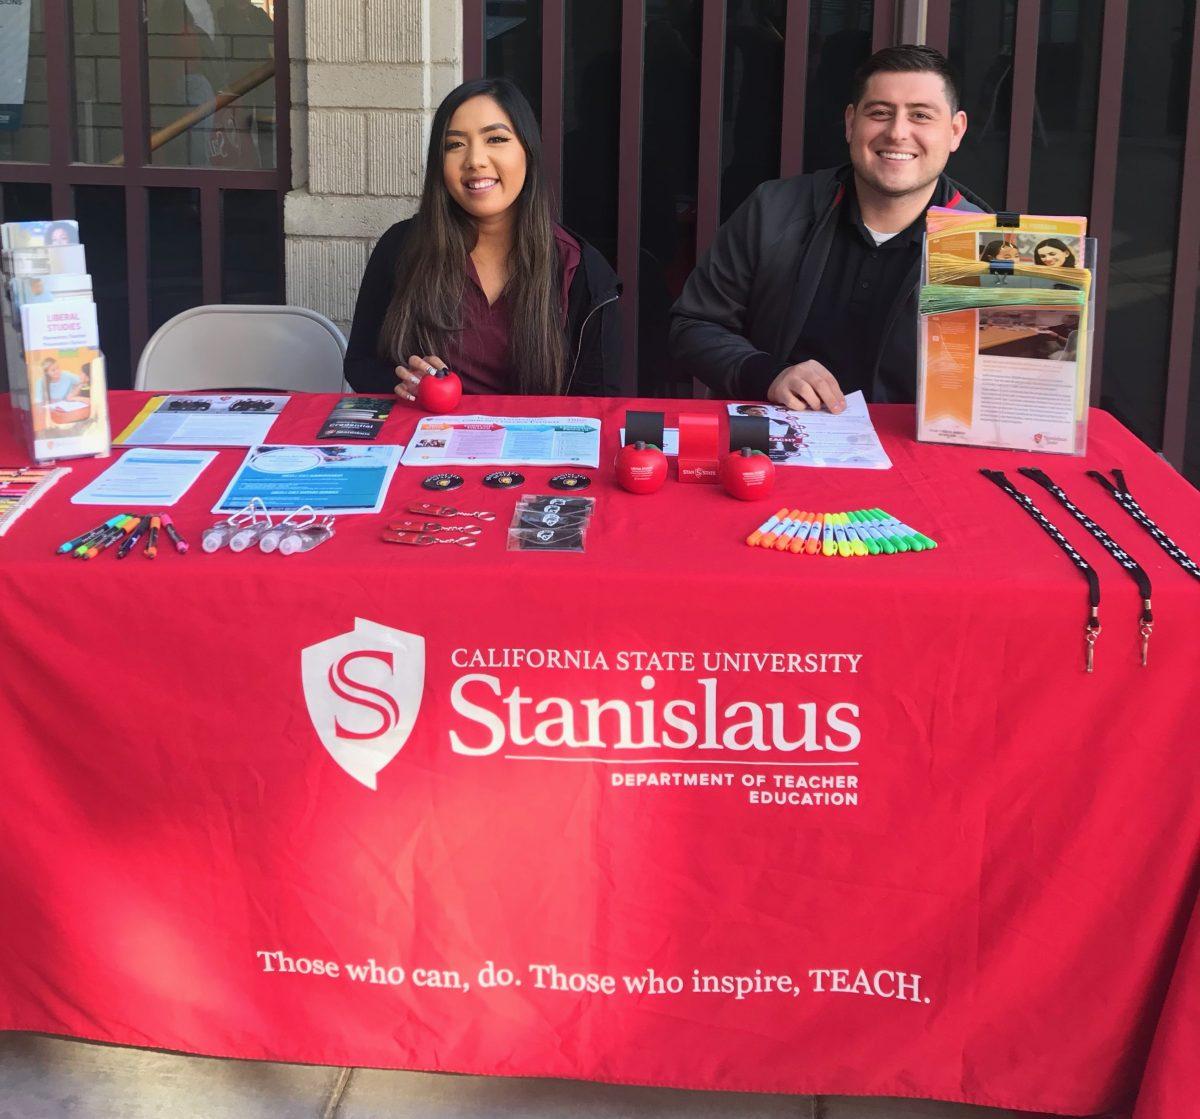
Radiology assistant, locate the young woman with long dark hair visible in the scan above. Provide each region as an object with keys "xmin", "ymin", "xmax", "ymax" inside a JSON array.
[{"xmin": 345, "ymin": 79, "xmax": 621, "ymax": 398}]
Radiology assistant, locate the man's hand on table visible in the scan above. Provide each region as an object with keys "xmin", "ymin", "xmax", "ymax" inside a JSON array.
[{"xmin": 767, "ymin": 360, "xmax": 847, "ymax": 414}]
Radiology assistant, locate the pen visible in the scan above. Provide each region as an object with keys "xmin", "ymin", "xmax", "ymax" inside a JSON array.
[
  {"xmin": 116, "ymin": 515, "xmax": 152, "ymax": 559},
  {"xmin": 144, "ymin": 514, "xmax": 161, "ymax": 559},
  {"xmin": 80, "ymin": 516, "xmax": 137, "ymax": 559},
  {"xmin": 160, "ymin": 513, "xmax": 189, "ymax": 554},
  {"xmin": 58, "ymin": 515, "xmax": 123, "ymax": 555}
]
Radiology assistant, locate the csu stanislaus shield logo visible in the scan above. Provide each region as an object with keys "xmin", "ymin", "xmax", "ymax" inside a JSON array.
[{"xmin": 301, "ymin": 619, "xmax": 425, "ymax": 789}]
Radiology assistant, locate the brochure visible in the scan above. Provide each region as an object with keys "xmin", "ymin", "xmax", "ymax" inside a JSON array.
[
  {"xmin": 16, "ymin": 300, "xmax": 110, "ymax": 462},
  {"xmin": 4, "ymin": 243, "xmax": 87, "ymax": 276},
  {"xmin": 1, "ymin": 219, "xmax": 80, "ymax": 249},
  {"xmin": 8, "ymin": 273, "xmax": 93, "ymax": 327},
  {"xmin": 114, "ymin": 393, "xmax": 289, "ymax": 447},
  {"xmin": 0, "ymin": 466, "xmax": 71, "ymax": 536},
  {"xmin": 725, "ymin": 392, "xmax": 892, "ymax": 469},
  {"xmin": 317, "ymin": 396, "xmax": 397, "ymax": 440},
  {"xmin": 401, "ymin": 415, "xmax": 602, "ymax": 469},
  {"xmin": 918, "ymin": 209, "xmax": 1095, "ymax": 455},
  {"xmin": 213, "ymin": 444, "xmax": 403, "ymax": 515},
  {"xmin": 71, "ymin": 448, "xmax": 217, "ymax": 507}
]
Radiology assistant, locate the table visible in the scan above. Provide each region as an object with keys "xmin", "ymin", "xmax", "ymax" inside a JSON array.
[{"xmin": 0, "ymin": 392, "xmax": 1197, "ymax": 1117}]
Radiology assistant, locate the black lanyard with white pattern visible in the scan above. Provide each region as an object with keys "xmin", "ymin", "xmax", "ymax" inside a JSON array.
[
  {"xmin": 980, "ymin": 469, "xmax": 1102, "ymax": 672},
  {"xmin": 1018, "ymin": 468, "xmax": 1154, "ymax": 666},
  {"xmin": 1087, "ymin": 469, "xmax": 1200, "ymax": 582}
]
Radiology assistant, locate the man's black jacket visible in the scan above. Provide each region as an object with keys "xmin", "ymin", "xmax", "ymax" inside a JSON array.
[{"xmin": 668, "ymin": 165, "xmax": 990, "ymax": 401}]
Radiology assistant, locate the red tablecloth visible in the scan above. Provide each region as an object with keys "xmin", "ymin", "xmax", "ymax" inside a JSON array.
[{"xmin": 0, "ymin": 393, "xmax": 1197, "ymax": 1117}]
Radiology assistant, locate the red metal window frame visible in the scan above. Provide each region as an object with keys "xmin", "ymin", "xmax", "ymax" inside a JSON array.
[
  {"xmin": 0, "ymin": 0, "xmax": 292, "ymax": 371},
  {"xmin": 464, "ymin": 0, "xmax": 1198, "ymax": 472}
]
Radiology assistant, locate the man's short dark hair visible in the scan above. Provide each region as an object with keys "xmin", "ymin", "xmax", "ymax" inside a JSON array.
[{"xmin": 850, "ymin": 44, "xmax": 961, "ymax": 114}]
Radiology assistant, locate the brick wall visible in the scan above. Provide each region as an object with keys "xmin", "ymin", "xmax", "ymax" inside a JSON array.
[{"xmin": 284, "ymin": 0, "xmax": 462, "ymax": 341}]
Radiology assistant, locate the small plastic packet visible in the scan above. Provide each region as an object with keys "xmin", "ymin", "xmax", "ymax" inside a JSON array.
[
  {"xmin": 517, "ymin": 494, "xmax": 595, "ymax": 516},
  {"xmin": 507, "ymin": 524, "xmax": 588, "ymax": 552}
]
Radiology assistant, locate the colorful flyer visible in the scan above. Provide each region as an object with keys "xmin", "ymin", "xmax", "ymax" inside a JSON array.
[
  {"xmin": 316, "ymin": 396, "xmax": 396, "ymax": 441},
  {"xmin": 213, "ymin": 444, "xmax": 403, "ymax": 515},
  {"xmin": 400, "ymin": 415, "xmax": 601, "ymax": 469},
  {"xmin": 726, "ymin": 393, "xmax": 892, "ymax": 469},
  {"xmin": 919, "ymin": 304, "xmax": 1084, "ymax": 454},
  {"xmin": 115, "ymin": 394, "xmax": 288, "ymax": 447}
]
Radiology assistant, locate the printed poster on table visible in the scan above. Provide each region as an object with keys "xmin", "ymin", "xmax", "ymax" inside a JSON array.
[
  {"xmin": 214, "ymin": 444, "xmax": 402, "ymax": 515},
  {"xmin": 115, "ymin": 394, "xmax": 289, "ymax": 447},
  {"xmin": 400, "ymin": 415, "xmax": 601, "ymax": 469},
  {"xmin": 726, "ymin": 392, "xmax": 892, "ymax": 469}
]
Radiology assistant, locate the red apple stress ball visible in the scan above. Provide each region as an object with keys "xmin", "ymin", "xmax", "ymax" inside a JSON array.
[
  {"xmin": 417, "ymin": 368, "xmax": 463, "ymax": 414},
  {"xmin": 615, "ymin": 440, "xmax": 668, "ymax": 494},
  {"xmin": 720, "ymin": 446, "xmax": 775, "ymax": 500}
]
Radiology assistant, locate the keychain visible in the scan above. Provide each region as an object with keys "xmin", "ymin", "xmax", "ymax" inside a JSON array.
[
  {"xmin": 407, "ymin": 501, "xmax": 495, "ymax": 522},
  {"xmin": 388, "ymin": 518, "xmax": 482, "ymax": 536},
  {"xmin": 382, "ymin": 530, "xmax": 477, "ymax": 548}
]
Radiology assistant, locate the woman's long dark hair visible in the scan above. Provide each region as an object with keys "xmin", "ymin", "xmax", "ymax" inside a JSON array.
[{"xmin": 379, "ymin": 79, "xmax": 565, "ymax": 394}]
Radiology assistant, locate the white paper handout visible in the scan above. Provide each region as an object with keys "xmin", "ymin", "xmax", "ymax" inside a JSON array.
[
  {"xmin": 726, "ymin": 392, "xmax": 892, "ymax": 469},
  {"xmin": 71, "ymin": 448, "xmax": 218, "ymax": 506},
  {"xmin": 213, "ymin": 444, "xmax": 403, "ymax": 515},
  {"xmin": 401, "ymin": 415, "xmax": 602, "ymax": 469},
  {"xmin": 114, "ymin": 394, "xmax": 289, "ymax": 447}
]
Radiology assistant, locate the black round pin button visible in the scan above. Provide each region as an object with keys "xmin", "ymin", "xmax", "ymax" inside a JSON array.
[
  {"xmin": 548, "ymin": 472, "xmax": 592, "ymax": 491},
  {"xmin": 422, "ymin": 472, "xmax": 464, "ymax": 491},
  {"xmin": 483, "ymin": 471, "xmax": 525, "ymax": 489}
]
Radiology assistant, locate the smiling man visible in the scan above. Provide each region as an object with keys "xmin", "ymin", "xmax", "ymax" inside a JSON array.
[{"xmin": 670, "ymin": 45, "xmax": 988, "ymax": 409}]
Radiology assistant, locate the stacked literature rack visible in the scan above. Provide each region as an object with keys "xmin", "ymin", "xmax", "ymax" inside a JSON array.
[
  {"xmin": 917, "ymin": 208, "xmax": 1096, "ymax": 456},
  {"xmin": 1, "ymin": 220, "xmax": 110, "ymax": 461}
]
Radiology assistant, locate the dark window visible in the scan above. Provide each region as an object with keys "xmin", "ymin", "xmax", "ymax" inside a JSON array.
[
  {"xmin": 1102, "ymin": 0, "xmax": 1195, "ymax": 449},
  {"xmin": 222, "ymin": 189, "xmax": 282, "ymax": 303},
  {"xmin": 73, "ymin": 185, "xmax": 131, "ymax": 389}
]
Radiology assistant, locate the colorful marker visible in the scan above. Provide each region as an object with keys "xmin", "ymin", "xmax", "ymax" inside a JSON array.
[
  {"xmin": 75, "ymin": 516, "xmax": 133, "ymax": 558},
  {"xmin": 847, "ymin": 510, "xmax": 880, "ymax": 555},
  {"xmin": 839, "ymin": 513, "xmax": 869, "ymax": 556},
  {"xmin": 802, "ymin": 515, "xmax": 823, "ymax": 555},
  {"xmin": 876, "ymin": 508, "xmax": 938, "ymax": 550},
  {"xmin": 787, "ymin": 511, "xmax": 814, "ymax": 554},
  {"xmin": 144, "ymin": 515, "xmax": 161, "ymax": 559},
  {"xmin": 747, "ymin": 507, "xmax": 788, "ymax": 547},
  {"xmin": 831, "ymin": 515, "xmax": 852, "ymax": 557},
  {"xmin": 775, "ymin": 509, "xmax": 806, "ymax": 551},
  {"xmin": 80, "ymin": 515, "xmax": 137, "ymax": 559},
  {"xmin": 160, "ymin": 513, "xmax": 189, "ymax": 554},
  {"xmin": 761, "ymin": 508, "xmax": 795, "ymax": 549},
  {"xmin": 116, "ymin": 515, "xmax": 152, "ymax": 559},
  {"xmin": 820, "ymin": 514, "xmax": 837, "ymax": 556},
  {"xmin": 58, "ymin": 515, "xmax": 124, "ymax": 555}
]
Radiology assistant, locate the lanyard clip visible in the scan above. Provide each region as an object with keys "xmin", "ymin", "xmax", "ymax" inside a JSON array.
[{"xmin": 1085, "ymin": 611, "xmax": 1101, "ymax": 674}]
